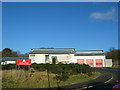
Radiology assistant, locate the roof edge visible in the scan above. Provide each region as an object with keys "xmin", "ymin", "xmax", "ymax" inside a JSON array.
[{"xmin": 75, "ymin": 50, "xmax": 104, "ymax": 51}]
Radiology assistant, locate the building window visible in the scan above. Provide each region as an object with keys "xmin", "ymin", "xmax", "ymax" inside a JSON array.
[
  {"xmin": 30, "ymin": 54, "xmax": 35, "ymax": 57},
  {"xmin": 96, "ymin": 63, "xmax": 102, "ymax": 65},
  {"xmin": 30, "ymin": 54, "xmax": 35, "ymax": 61},
  {"xmin": 45, "ymin": 55, "xmax": 49, "ymax": 63},
  {"xmin": 60, "ymin": 61, "xmax": 69, "ymax": 64},
  {"xmin": 88, "ymin": 63, "xmax": 93, "ymax": 65}
]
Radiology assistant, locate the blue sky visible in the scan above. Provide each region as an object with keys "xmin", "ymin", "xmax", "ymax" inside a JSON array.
[{"xmin": 2, "ymin": 2, "xmax": 118, "ymax": 54}]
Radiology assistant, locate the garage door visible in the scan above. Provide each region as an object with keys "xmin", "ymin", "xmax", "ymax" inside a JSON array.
[
  {"xmin": 86, "ymin": 59, "xmax": 94, "ymax": 67},
  {"xmin": 77, "ymin": 59, "xmax": 84, "ymax": 64},
  {"xmin": 96, "ymin": 59, "xmax": 103, "ymax": 67}
]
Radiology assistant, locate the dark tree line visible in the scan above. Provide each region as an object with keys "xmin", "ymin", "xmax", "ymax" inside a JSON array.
[
  {"xmin": 1, "ymin": 48, "xmax": 120, "ymax": 64},
  {"xmin": 1, "ymin": 48, "xmax": 28, "ymax": 57},
  {"xmin": 105, "ymin": 48, "xmax": 120, "ymax": 64}
]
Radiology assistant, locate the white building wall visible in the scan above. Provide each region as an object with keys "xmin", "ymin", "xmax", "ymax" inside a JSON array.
[
  {"xmin": 29, "ymin": 54, "xmax": 46, "ymax": 64},
  {"xmin": 29, "ymin": 54, "xmax": 75, "ymax": 64},
  {"xmin": 29, "ymin": 53, "xmax": 107, "ymax": 67},
  {"xmin": 69, "ymin": 54, "xmax": 75, "ymax": 63},
  {"xmin": 6, "ymin": 61, "xmax": 16, "ymax": 64},
  {"xmin": 69, "ymin": 54, "xmax": 76, "ymax": 63},
  {"xmin": 49, "ymin": 54, "xmax": 72, "ymax": 64}
]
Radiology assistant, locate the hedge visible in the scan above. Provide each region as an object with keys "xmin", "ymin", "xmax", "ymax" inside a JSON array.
[{"xmin": 2, "ymin": 63, "xmax": 93, "ymax": 75}]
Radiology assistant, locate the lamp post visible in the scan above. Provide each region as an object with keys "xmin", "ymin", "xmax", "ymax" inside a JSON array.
[{"xmin": 47, "ymin": 63, "xmax": 51, "ymax": 90}]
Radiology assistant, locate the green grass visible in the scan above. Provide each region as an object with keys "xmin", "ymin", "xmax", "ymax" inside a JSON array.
[
  {"xmin": 2, "ymin": 70, "xmax": 100, "ymax": 88},
  {"xmin": 59, "ymin": 72, "xmax": 100, "ymax": 86}
]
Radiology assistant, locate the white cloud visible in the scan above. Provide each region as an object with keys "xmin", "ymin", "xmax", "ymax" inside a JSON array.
[{"xmin": 90, "ymin": 9, "xmax": 116, "ymax": 20}]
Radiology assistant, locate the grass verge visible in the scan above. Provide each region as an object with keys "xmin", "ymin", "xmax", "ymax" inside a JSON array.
[{"xmin": 2, "ymin": 70, "xmax": 100, "ymax": 88}]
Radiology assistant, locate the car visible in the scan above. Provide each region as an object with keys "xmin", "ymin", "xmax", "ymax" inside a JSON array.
[{"xmin": 112, "ymin": 80, "xmax": 120, "ymax": 90}]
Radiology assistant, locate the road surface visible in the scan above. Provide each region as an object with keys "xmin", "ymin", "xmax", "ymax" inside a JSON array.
[{"xmin": 54, "ymin": 68, "xmax": 120, "ymax": 90}]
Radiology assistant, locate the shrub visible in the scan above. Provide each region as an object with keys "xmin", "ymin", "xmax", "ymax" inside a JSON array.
[
  {"xmin": 2, "ymin": 64, "xmax": 16, "ymax": 70},
  {"xmin": 2, "ymin": 63, "xmax": 93, "ymax": 75},
  {"xmin": 31, "ymin": 63, "xmax": 46, "ymax": 71}
]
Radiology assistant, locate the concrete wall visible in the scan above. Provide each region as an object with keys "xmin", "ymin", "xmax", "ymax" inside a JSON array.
[{"xmin": 104, "ymin": 59, "xmax": 112, "ymax": 67}]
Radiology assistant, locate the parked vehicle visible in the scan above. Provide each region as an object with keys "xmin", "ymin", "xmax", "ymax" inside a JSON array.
[{"xmin": 112, "ymin": 80, "xmax": 120, "ymax": 90}]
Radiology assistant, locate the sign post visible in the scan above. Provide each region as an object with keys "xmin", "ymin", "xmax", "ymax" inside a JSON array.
[{"xmin": 16, "ymin": 59, "xmax": 31, "ymax": 77}]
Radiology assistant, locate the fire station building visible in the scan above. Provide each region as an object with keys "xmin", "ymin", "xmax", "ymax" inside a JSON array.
[{"xmin": 29, "ymin": 48, "xmax": 112, "ymax": 67}]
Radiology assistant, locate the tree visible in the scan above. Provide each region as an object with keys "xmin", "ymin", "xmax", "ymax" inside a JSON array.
[
  {"xmin": 2, "ymin": 48, "xmax": 19, "ymax": 57},
  {"xmin": 12, "ymin": 51, "xmax": 19, "ymax": 57},
  {"xmin": 19, "ymin": 53, "xmax": 29, "ymax": 57},
  {"xmin": 105, "ymin": 48, "xmax": 120, "ymax": 64},
  {"xmin": 52, "ymin": 57, "xmax": 57, "ymax": 64},
  {"xmin": 2, "ymin": 48, "xmax": 13, "ymax": 57},
  {"xmin": 55, "ymin": 72, "xmax": 69, "ymax": 87},
  {"xmin": 52, "ymin": 65, "xmax": 69, "ymax": 87}
]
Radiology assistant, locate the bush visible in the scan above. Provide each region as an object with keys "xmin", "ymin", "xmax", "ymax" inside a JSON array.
[
  {"xmin": 31, "ymin": 63, "xmax": 46, "ymax": 71},
  {"xmin": 2, "ymin": 64, "xmax": 16, "ymax": 70},
  {"xmin": 2, "ymin": 63, "xmax": 93, "ymax": 75},
  {"xmin": 19, "ymin": 65, "xmax": 29, "ymax": 70}
]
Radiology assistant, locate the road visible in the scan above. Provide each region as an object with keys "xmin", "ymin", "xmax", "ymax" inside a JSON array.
[
  {"xmin": 83, "ymin": 68, "xmax": 120, "ymax": 90},
  {"xmin": 54, "ymin": 68, "xmax": 120, "ymax": 90}
]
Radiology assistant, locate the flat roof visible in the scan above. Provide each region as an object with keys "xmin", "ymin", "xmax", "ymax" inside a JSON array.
[
  {"xmin": 0, "ymin": 57, "xmax": 29, "ymax": 61},
  {"xmin": 75, "ymin": 50, "xmax": 103, "ymax": 53},
  {"xmin": 29, "ymin": 50, "xmax": 75, "ymax": 54},
  {"xmin": 75, "ymin": 53, "xmax": 105, "ymax": 56},
  {"xmin": 75, "ymin": 50, "xmax": 103, "ymax": 51},
  {"xmin": 31, "ymin": 48, "xmax": 75, "ymax": 51},
  {"xmin": 30, "ymin": 48, "xmax": 104, "ymax": 54}
]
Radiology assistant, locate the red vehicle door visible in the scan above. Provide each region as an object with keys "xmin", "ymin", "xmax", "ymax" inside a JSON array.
[
  {"xmin": 86, "ymin": 59, "xmax": 94, "ymax": 67},
  {"xmin": 77, "ymin": 59, "xmax": 84, "ymax": 64},
  {"xmin": 96, "ymin": 59, "xmax": 103, "ymax": 67}
]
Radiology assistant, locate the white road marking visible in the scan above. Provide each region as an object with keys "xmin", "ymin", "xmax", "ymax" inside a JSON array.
[
  {"xmin": 81, "ymin": 86, "xmax": 88, "ymax": 89},
  {"xmin": 88, "ymin": 85, "xmax": 93, "ymax": 88},
  {"xmin": 104, "ymin": 73, "xmax": 113, "ymax": 83},
  {"xmin": 80, "ymin": 85, "xmax": 93, "ymax": 89},
  {"xmin": 74, "ymin": 72, "xmax": 114, "ymax": 90}
]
